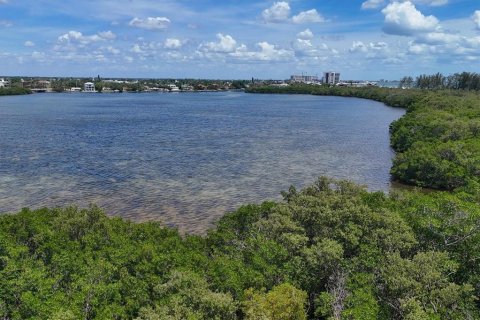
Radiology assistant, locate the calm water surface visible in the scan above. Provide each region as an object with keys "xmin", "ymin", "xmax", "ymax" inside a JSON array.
[{"xmin": 0, "ymin": 92, "xmax": 405, "ymax": 233}]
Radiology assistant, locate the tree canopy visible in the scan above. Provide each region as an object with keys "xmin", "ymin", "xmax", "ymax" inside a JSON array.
[{"xmin": 1, "ymin": 177, "xmax": 479, "ymax": 319}]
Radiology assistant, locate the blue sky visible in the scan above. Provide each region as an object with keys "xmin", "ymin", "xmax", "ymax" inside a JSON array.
[{"xmin": 0, "ymin": 0, "xmax": 479, "ymax": 79}]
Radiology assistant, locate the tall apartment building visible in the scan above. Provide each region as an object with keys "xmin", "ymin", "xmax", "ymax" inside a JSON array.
[{"xmin": 323, "ymin": 72, "xmax": 340, "ymax": 85}]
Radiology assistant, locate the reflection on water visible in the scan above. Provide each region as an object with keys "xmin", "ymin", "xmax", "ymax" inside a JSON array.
[{"xmin": 0, "ymin": 92, "xmax": 405, "ymax": 233}]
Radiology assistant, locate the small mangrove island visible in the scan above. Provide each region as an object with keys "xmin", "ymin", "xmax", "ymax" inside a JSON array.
[{"xmin": 0, "ymin": 87, "xmax": 31, "ymax": 96}]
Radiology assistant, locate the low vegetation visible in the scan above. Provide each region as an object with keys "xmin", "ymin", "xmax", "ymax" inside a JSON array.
[
  {"xmin": 1, "ymin": 178, "xmax": 479, "ymax": 319},
  {"xmin": 0, "ymin": 87, "xmax": 31, "ymax": 96}
]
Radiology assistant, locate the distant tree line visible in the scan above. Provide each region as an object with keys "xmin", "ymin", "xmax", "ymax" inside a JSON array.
[{"xmin": 400, "ymin": 72, "xmax": 480, "ymax": 90}]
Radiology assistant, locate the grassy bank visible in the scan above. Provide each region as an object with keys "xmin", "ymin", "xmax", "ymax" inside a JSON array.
[
  {"xmin": 247, "ymin": 85, "xmax": 480, "ymax": 192},
  {"xmin": 0, "ymin": 87, "xmax": 31, "ymax": 96}
]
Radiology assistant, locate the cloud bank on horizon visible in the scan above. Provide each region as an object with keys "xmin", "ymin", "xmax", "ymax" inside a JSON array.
[{"xmin": 0, "ymin": 0, "xmax": 479, "ymax": 80}]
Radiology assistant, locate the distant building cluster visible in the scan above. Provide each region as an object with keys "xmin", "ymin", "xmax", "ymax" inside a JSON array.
[
  {"xmin": 103, "ymin": 79, "xmax": 139, "ymax": 84},
  {"xmin": 286, "ymin": 72, "xmax": 380, "ymax": 88},
  {"xmin": 290, "ymin": 75, "xmax": 319, "ymax": 83},
  {"xmin": 0, "ymin": 76, "xmax": 249, "ymax": 94},
  {"xmin": 290, "ymin": 72, "xmax": 341, "ymax": 85},
  {"xmin": 18, "ymin": 79, "xmax": 52, "ymax": 92}
]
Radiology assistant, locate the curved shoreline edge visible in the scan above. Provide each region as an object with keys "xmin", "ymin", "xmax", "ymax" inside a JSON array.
[{"xmin": 246, "ymin": 84, "xmax": 480, "ymax": 193}]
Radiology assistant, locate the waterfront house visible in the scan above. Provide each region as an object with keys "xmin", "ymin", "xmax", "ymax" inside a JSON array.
[
  {"xmin": 102, "ymin": 87, "xmax": 115, "ymax": 93},
  {"xmin": 167, "ymin": 84, "xmax": 180, "ymax": 92},
  {"xmin": 84, "ymin": 82, "xmax": 96, "ymax": 92},
  {"xmin": 0, "ymin": 78, "xmax": 10, "ymax": 88}
]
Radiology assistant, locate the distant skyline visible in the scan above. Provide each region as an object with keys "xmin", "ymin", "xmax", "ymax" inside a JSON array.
[{"xmin": 0, "ymin": 0, "xmax": 479, "ymax": 80}]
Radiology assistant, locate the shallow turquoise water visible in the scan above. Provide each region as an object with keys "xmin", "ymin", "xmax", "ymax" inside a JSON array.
[{"xmin": 0, "ymin": 91, "xmax": 405, "ymax": 232}]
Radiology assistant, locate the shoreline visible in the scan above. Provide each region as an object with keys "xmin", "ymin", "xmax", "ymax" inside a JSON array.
[{"xmin": 246, "ymin": 85, "xmax": 480, "ymax": 192}]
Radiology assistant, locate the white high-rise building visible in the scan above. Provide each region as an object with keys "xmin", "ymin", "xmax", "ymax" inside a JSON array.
[{"xmin": 323, "ymin": 72, "xmax": 340, "ymax": 85}]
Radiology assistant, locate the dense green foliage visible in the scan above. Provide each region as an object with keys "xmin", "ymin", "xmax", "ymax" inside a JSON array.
[
  {"xmin": 247, "ymin": 84, "xmax": 480, "ymax": 191},
  {"xmin": 0, "ymin": 87, "xmax": 31, "ymax": 96},
  {"xmin": 389, "ymin": 91, "xmax": 480, "ymax": 190},
  {"xmin": 1, "ymin": 178, "xmax": 479, "ymax": 319},
  {"xmin": 246, "ymin": 84, "xmax": 423, "ymax": 108},
  {"xmin": 400, "ymin": 72, "xmax": 480, "ymax": 90}
]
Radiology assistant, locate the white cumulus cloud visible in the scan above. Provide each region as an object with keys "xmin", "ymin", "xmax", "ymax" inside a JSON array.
[
  {"xmin": 131, "ymin": 44, "xmax": 144, "ymax": 53},
  {"xmin": 58, "ymin": 31, "xmax": 100, "ymax": 44},
  {"xmin": 291, "ymin": 39, "xmax": 332, "ymax": 58},
  {"xmin": 413, "ymin": 0, "xmax": 448, "ymax": 6},
  {"xmin": 297, "ymin": 28, "xmax": 314, "ymax": 39},
  {"xmin": 292, "ymin": 39, "xmax": 314, "ymax": 52},
  {"xmin": 406, "ymin": 28, "xmax": 480, "ymax": 61},
  {"xmin": 371, "ymin": 42, "xmax": 388, "ymax": 50},
  {"xmin": 31, "ymin": 51, "xmax": 46, "ymax": 62},
  {"xmin": 350, "ymin": 41, "xmax": 368, "ymax": 53},
  {"xmin": 292, "ymin": 9, "xmax": 324, "ymax": 24},
  {"xmin": 473, "ymin": 10, "xmax": 480, "ymax": 30},
  {"xmin": 24, "ymin": 41, "xmax": 35, "ymax": 47},
  {"xmin": 98, "ymin": 31, "xmax": 116, "ymax": 40},
  {"xmin": 164, "ymin": 38, "xmax": 183, "ymax": 50},
  {"xmin": 349, "ymin": 41, "xmax": 389, "ymax": 60},
  {"xmin": 55, "ymin": 30, "xmax": 116, "ymax": 54},
  {"xmin": 58, "ymin": 31, "xmax": 84, "ymax": 42},
  {"xmin": 362, "ymin": 0, "xmax": 447, "ymax": 9},
  {"xmin": 104, "ymin": 46, "xmax": 120, "ymax": 55},
  {"xmin": 262, "ymin": 2, "xmax": 291, "ymax": 23},
  {"xmin": 416, "ymin": 32, "xmax": 461, "ymax": 45},
  {"xmin": 129, "ymin": 17, "xmax": 171, "ymax": 30},
  {"xmin": 261, "ymin": 2, "xmax": 324, "ymax": 24},
  {"xmin": 382, "ymin": 1, "xmax": 439, "ymax": 36},
  {"xmin": 408, "ymin": 42, "xmax": 431, "ymax": 54},
  {"xmin": 464, "ymin": 36, "xmax": 480, "ymax": 48},
  {"xmin": 361, "ymin": 0, "xmax": 385, "ymax": 10},
  {"xmin": 230, "ymin": 42, "xmax": 294, "ymax": 62},
  {"xmin": 201, "ymin": 34, "xmax": 238, "ymax": 53}
]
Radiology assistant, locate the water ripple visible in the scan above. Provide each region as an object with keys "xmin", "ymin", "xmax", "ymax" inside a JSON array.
[{"xmin": 0, "ymin": 92, "xmax": 405, "ymax": 233}]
